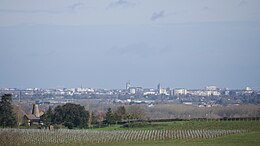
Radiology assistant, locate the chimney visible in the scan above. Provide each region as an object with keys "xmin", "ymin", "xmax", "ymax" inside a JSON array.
[{"xmin": 32, "ymin": 104, "xmax": 40, "ymax": 118}]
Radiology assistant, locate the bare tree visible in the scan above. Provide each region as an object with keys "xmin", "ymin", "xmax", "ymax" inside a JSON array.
[
  {"xmin": 128, "ymin": 105, "xmax": 146, "ymax": 121},
  {"xmin": 96, "ymin": 111, "xmax": 105, "ymax": 128}
]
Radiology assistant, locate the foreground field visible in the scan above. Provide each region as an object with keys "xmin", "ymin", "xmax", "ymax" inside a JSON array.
[
  {"xmin": 91, "ymin": 132, "xmax": 260, "ymax": 146},
  {"xmin": 1, "ymin": 129, "xmax": 243, "ymax": 145},
  {"xmin": 45, "ymin": 132, "xmax": 260, "ymax": 146},
  {"xmin": 91, "ymin": 120, "xmax": 260, "ymax": 131},
  {"xmin": 0, "ymin": 120, "xmax": 259, "ymax": 146}
]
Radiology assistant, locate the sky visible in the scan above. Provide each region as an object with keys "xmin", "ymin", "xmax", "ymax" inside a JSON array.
[{"xmin": 0, "ymin": 0, "xmax": 260, "ymax": 89}]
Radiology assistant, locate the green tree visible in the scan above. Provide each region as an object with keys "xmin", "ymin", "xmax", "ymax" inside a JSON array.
[
  {"xmin": 40, "ymin": 107, "xmax": 53, "ymax": 127},
  {"xmin": 105, "ymin": 108, "xmax": 118, "ymax": 126},
  {"xmin": 52, "ymin": 103, "xmax": 89, "ymax": 129},
  {"xmin": 0, "ymin": 94, "xmax": 17, "ymax": 128}
]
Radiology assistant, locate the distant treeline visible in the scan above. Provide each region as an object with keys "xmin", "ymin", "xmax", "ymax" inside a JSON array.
[
  {"xmin": 145, "ymin": 117, "xmax": 260, "ymax": 123},
  {"xmin": 115, "ymin": 117, "xmax": 260, "ymax": 125}
]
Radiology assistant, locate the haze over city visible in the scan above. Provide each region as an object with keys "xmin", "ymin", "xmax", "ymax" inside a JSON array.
[{"xmin": 0, "ymin": 0, "xmax": 260, "ymax": 89}]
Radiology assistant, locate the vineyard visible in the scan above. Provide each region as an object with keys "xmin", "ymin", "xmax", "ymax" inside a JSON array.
[{"xmin": 0, "ymin": 128, "xmax": 244, "ymax": 146}]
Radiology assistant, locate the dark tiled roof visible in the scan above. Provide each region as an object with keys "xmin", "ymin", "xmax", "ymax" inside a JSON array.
[{"xmin": 25, "ymin": 114, "xmax": 40, "ymax": 120}]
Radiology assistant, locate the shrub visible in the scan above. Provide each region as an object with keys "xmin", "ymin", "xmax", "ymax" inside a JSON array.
[{"xmin": 122, "ymin": 122, "xmax": 150, "ymax": 128}]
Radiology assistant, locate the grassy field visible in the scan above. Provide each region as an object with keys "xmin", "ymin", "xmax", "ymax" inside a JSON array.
[
  {"xmin": 89, "ymin": 132, "xmax": 260, "ymax": 146},
  {"xmin": 39, "ymin": 131, "xmax": 260, "ymax": 146},
  {"xmin": 34, "ymin": 120, "xmax": 260, "ymax": 146},
  {"xmin": 92, "ymin": 121, "xmax": 259, "ymax": 146},
  {"xmin": 90, "ymin": 120, "xmax": 260, "ymax": 131},
  {"xmin": 100, "ymin": 132, "xmax": 260, "ymax": 146},
  {"xmin": 1, "ymin": 120, "xmax": 259, "ymax": 146}
]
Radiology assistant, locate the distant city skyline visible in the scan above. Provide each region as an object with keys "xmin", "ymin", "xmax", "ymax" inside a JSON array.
[
  {"xmin": 0, "ymin": 0, "xmax": 260, "ymax": 89},
  {"xmin": 0, "ymin": 83, "xmax": 258, "ymax": 91}
]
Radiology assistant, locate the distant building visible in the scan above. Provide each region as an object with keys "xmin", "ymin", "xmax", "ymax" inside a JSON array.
[
  {"xmin": 126, "ymin": 82, "xmax": 131, "ymax": 90},
  {"xmin": 32, "ymin": 104, "xmax": 40, "ymax": 118},
  {"xmin": 143, "ymin": 91, "xmax": 156, "ymax": 95},
  {"xmin": 179, "ymin": 86, "xmax": 221, "ymax": 96},
  {"xmin": 223, "ymin": 88, "xmax": 230, "ymax": 96},
  {"xmin": 205, "ymin": 86, "xmax": 217, "ymax": 91},
  {"xmin": 157, "ymin": 83, "xmax": 161, "ymax": 91},
  {"xmin": 187, "ymin": 89, "xmax": 220, "ymax": 96},
  {"xmin": 143, "ymin": 88, "xmax": 156, "ymax": 95},
  {"xmin": 23, "ymin": 104, "xmax": 44, "ymax": 126},
  {"xmin": 245, "ymin": 87, "xmax": 252, "ymax": 91},
  {"xmin": 157, "ymin": 83, "xmax": 167, "ymax": 95},
  {"xmin": 129, "ymin": 87, "xmax": 136, "ymax": 94},
  {"xmin": 159, "ymin": 88, "xmax": 167, "ymax": 95},
  {"xmin": 23, "ymin": 114, "xmax": 40, "ymax": 126},
  {"xmin": 174, "ymin": 88, "xmax": 187, "ymax": 96},
  {"xmin": 169, "ymin": 89, "xmax": 174, "ymax": 96},
  {"xmin": 243, "ymin": 87, "xmax": 254, "ymax": 95}
]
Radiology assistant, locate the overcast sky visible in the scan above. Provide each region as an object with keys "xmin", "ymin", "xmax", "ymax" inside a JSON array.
[{"xmin": 0, "ymin": 0, "xmax": 260, "ymax": 89}]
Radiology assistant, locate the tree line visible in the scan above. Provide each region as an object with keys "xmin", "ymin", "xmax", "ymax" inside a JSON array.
[
  {"xmin": 0, "ymin": 94, "xmax": 146, "ymax": 129},
  {"xmin": 41, "ymin": 103, "xmax": 146, "ymax": 129}
]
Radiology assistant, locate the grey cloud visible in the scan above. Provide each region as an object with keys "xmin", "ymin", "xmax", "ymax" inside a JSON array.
[
  {"xmin": 151, "ymin": 10, "xmax": 165, "ymax": 21},
  {"xmin": 202, "ymin": 6, "xmax": 209, "ymax": 11},
  {"xmin": 108, "ymin": 0, "xmax": 136, "ymax": 8},
  {"xmin": 238, "ymin": 0, "xmax": 247, "ymax": 6},
  {"xmin": 68, "ymin": 2, "xmax": 84, "ymax": 10}
]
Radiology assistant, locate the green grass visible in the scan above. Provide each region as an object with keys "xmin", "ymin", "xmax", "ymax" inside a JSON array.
[
  {"xmin": 89, "ymin": 124, "xmax": 122, "ymax": 131},
  {"xmin": 39, "ymin": 132, "xmax": 260, "ymax": 146},
  {"xmin": 22, "ymin": 120, "xmax": 260, "ymax": 146},
  {"xmin": 90, "ymin": 120, "xmax": 260, "ymax": 132},
  {"xmin": 96, "ymin": 132, "xmax": 260, "ymax": 146}
]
